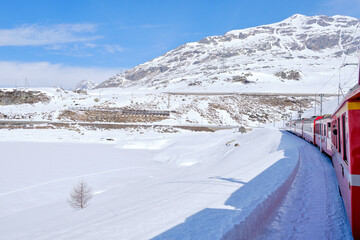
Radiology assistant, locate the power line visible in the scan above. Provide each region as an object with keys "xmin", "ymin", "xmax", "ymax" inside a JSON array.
[
  {"xmin": 342, "ymin": 65, "xmax": 359, "ymax": 89},
  {"xmin": 316, "ymin": 21, "xmax": 360, "ymax": 95},
  {"xmin": 340, "ymin": 21, "xmax": 360, "ymax": 67},
  {"xmin": 315, "ymin": 67, "xmax": 340, "ymax": 94}
]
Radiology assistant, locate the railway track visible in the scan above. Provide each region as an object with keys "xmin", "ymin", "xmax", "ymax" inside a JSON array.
[
  {"xmin": 165, "ymin": 92, "xmax": 338, "ymax": 97},
  {"xmin": 0, "ymin": 119, "xmax": 242, "ymax": 132}
]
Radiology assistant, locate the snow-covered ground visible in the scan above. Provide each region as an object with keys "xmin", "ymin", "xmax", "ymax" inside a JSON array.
[
  {"xmin": 0, "ymin": 127, "xmax": 351, "ymax": 239},
  {"xmin": 0, "ymin": 86, "xmax": 317, "ymax": 128}
]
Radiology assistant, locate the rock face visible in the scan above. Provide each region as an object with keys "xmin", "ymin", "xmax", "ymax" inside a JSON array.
[
  {"xmin": 73, "ymin": 80, "xmax": 98, "ymax": 91},
  {"xmin": 96, "ymin": 14, "xmax": 360, "ymax": 91},
  {"xmin": 0, "ymin": 89, "xmax": 50, "ymax": 105}
]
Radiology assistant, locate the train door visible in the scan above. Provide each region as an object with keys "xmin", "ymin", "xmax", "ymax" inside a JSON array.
[
  {"xmin": 342, "ymin": 113, "xmax": 348, "ymax": 164},
  {"xmin": 323, "ymin": 123, "xmax": 327, "ymax": 150},
  {"xmin": 327, "ymin": 122, "xmax": 332, "ymax": 151}
]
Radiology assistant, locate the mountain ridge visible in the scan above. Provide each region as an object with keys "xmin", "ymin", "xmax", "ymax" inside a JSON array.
[{"xmin": 96, "ymin": 14, "xmax": 360, "ymax": 94}]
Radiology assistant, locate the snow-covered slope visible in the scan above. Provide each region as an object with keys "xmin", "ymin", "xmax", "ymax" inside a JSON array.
[
  {"xmin": 0, "ymin": 128, "xmax": 351, "ymax": 239},
  {"xmin": 97, "ymin": 14, "xmax": 360, "ymax": 93}
]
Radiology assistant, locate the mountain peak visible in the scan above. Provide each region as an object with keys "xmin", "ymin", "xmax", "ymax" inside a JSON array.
[
  {"xmin": 73, "ymin": 79, "xmax": 98, "ymax": 91},
  {"xmin": 96, "ymin": 14, "xmax": 360, "ymax": 93}
]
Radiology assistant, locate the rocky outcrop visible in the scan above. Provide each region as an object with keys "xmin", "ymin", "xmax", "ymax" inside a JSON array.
[{"xmin": 0, "ymin": 90, "xmax": 51, "ymax": 105}]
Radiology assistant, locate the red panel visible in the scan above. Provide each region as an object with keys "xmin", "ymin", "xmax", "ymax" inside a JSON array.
[
  {"xmin": 352, "ymin": 186, "xmax": 360, "ymax": 239},
  {"xmin": 348, "ymin": 109, "xmax": 360, "ymax": 175},
  {"xmin": 313, "ymin": 116, "xmax": 323, "ymax": 146},
  {"xmin": 333, "ymin": 153, "xmax": 351, "ymax": 218}
]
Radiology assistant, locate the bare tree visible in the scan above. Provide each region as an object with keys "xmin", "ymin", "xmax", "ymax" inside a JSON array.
[{"xmin": 68, "ymin": 179, "xmax": 93, "ymax": 209}]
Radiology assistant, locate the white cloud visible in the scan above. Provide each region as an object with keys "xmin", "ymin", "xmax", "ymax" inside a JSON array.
[
  {"xmin": 322, "ymin": 0, "xmax": 360, "ymax": 17},
  {"xmin": 0, "ymin": 61, "xmax": 122, "ymax": 89},
  {"xmin": 0, "ymin": 24, "xmax": 101, "ymax": 47},
  {"xmin": 118, "ymin": 24, "xmax": 170, "ymax": 30},
  {"xmin": 102, "ymin": 44, "xmax": 124, "ymax": 53}
]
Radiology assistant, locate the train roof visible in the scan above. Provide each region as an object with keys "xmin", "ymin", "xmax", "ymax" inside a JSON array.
[
  {"xmin": 321, "ymin": 114, "xmax": 332, "ymax": 119},
  {"xmin": 303, "ymin": 116, "xmax": 322, "ymax": 123},
  {"xmin": 346, "ymin": 83, "xmax": 360, "ymax": 101},
  {"xmin": 333, "ymin": 83, "xmax": 360, "ymax": 115}
]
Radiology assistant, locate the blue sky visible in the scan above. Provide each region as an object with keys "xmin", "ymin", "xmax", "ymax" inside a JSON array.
[{"xmin": 0, "ymin": 0, "xmax": 359, "ymax": 88}]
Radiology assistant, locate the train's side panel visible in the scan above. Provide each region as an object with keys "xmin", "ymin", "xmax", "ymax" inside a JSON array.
[
  {"xmin": 303, "ymin": 117, "xmax": 322, "ymax": 144},
  {"xmin": 332, "ymin": 103, "xmax": 352, "ymax": 233},
  {"xmin": 315, "ymin": 118, "xmax": 332, "ymax": 156},
  {"xmin": 303, "ymin": 120, "xmax": 313, "ymax": 143},
  {"xmin": 295, "ymin": 120, "xmax": 303, "ymax": 137},
  {"xmin": 314, "ymin": 121, "xmax": 322, "ymax": 149},
  {"xmin": 333, "ymin": 149, "xmax": 352, "ymax": 228},
  {"xmin": 348, "ymin": 101, "xmax": 360, "ymax": 239},
  {"xmin": 332, "ymin": 100, "xmax": 360, "ymax": 239},
  {"xmin": 325, "ymin": 120, "xmax": 332, "ymax": 156}
]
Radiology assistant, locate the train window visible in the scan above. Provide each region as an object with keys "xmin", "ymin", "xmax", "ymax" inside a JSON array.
[
  {"xmin": 332, "ymin": 121, "xmax": 337, "ymax": 147},
  {"xmin": 338, "ymin": 118, "xmax": 341, "ymax": 153},
  {"xmin": 320, "ymin": 124, "xmax": 322, "ymax": 135},
  {"xmin": 324, "ymin": 124, "xmax": 327, "ymax": 136},
  {"xmin": 342, "ymin": 114, "xmax": 348, "ymax": 163}
]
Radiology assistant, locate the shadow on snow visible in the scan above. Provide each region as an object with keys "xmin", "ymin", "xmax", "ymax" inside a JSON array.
[{"xmin": 151, "ymin": 131, "xmax": 300, "ymax": 240}]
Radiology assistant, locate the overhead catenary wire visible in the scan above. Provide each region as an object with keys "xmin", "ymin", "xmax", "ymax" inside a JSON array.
[
  {"xmin": 315, "ymin": 20, "xmax": 360, "ymax": 95},
  {"xmin": 341, "ymin": 65, "xmax": 360, "ymax": 90},
  {"xmin": 340, "ymin": 21, "xmax": 360, "ymax": 67}
]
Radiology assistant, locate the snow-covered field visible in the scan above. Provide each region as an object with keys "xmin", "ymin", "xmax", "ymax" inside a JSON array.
[
  {"xmin": 0, "ymin": 127, "xmax": 352, "ymax": 239},
  {"xmin": 0, "ymin": 86, "xmax": 318, "ymax": 128}
]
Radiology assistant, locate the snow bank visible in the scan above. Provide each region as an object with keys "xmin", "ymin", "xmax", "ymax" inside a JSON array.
[
  {"xmin": 152, "ymin": 131, "xmax": 300, "ymax": 240},
  {"xmin": 222, "ymin": 152, "xmax": 300, "ymax": 239},
  {"xmin": 0, "ymin": 128, "xmax": 301, "ymax": 239}
]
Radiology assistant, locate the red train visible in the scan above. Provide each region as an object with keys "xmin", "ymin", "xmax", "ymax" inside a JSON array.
[{"xmin": 286, "ymin": 80, "xmax": 360, "ymax": 239}]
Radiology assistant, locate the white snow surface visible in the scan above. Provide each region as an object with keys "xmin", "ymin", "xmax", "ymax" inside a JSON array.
[{"xmin": 0, "ymin": 127, "xmax": 352, "ymax": 239}]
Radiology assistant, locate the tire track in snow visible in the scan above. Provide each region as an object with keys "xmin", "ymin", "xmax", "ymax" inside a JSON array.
[{"xmin": 0, "ymin": 167, "xmax": 143, "ymax": 197}]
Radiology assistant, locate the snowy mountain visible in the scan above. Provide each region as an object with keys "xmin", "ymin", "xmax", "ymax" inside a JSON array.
[
  {"xmin": 73, "ymin": 79, "xmax": 98, "ymax": 91},
  {"xmin": 97, "ymin": 14, "xmax": 360, "ymax": 93}
]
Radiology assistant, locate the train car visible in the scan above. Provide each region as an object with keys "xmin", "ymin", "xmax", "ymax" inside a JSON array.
[
  {"xmin": 285, "ymin": 121, "xmax": 291, "ymax": 131},
  {"xmin": 290, "ymin": 120, "xmax": 295, "ymax": 133},
  {"xmin": 294, "ymin": 118, "xmax": 304, "ymax": 137},
  {"xmin": 314, "ymin": 115, "xmax": 332, "ymax": 156},
  {"xmin": 286, "ymin": 120, "xmax": 296, "ymax": 134},
  {"xmin": 302, "ymin": 116, "xmax": 323, "ymax": 144},
  {"xmin": 331, "ymin": 83, "xmax": 360, "ymax": 239}
]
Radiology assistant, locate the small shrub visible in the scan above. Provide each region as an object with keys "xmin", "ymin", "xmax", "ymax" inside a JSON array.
[{"xmin": 68, "ymin": 180, "xmax": 93, "ymax": 210}]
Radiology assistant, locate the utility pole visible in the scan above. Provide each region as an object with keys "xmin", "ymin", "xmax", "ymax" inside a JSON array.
[
  {"xmin": 298, "ymin": 102, "xmax": 302, "ymax": 119},
  {"xmin": 319, "ymin": 93, "xmax": 324, "ymax": 116},
  {"xmin": 314, "ymin": 94, "xmax": 316, "ymax": 116},
  {"xmin": 338, "ymin": 82, "xmax": 340, "ymax": 105},
  {"xmin": 273, "ymin": 114, "xmax": 275, "ymax": 127},
  {"xmin": 221, "ymin": 43, "xmax": 225, "ymax": 71},
  {"xmin": 25, "ymin": 78, "xmax": 29, "ymax": 88},
  {"xmin": 167, "ymin": 94, "xmax": 170, "ymax": 109},
  {"xmin": 339, "ymin": 63, "xmax": 358, "ymax": 105}
]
